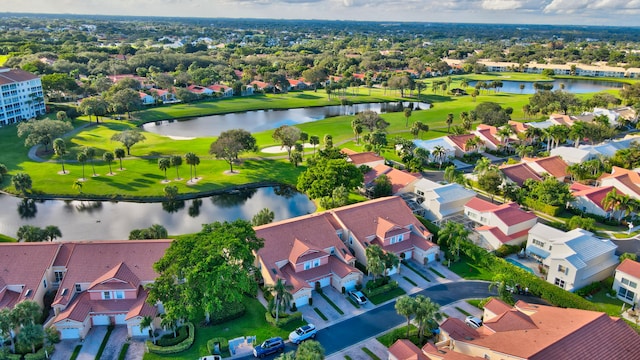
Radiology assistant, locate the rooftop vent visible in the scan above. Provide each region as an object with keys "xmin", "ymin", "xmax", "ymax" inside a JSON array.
[
  {"xmin": 24, "ymin": 289, "xmax": 32, "ymax": 298},
  {"xmin": 61, "ymin": 288, "xmax": 68, "ymax": 296}
]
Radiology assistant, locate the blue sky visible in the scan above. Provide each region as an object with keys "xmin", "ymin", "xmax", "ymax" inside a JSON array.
[{"xmin": 2, "ymin": 0, "xmax": 639, "ymax": 26}]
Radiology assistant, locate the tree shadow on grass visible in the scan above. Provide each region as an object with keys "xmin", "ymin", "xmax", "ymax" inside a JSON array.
[{"xmin": 142, "ymin": 173, "xmax": 164, "ymax": 180}]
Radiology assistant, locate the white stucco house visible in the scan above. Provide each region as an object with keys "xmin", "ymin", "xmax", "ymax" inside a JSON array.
[
  {"xmin": 413, "ymin": 179, "xmax": 476, "ymax": 221},
  {"xmin": 614, "ymin": 259, "xmax": 640, "ymax": 305},
  {"xmin": 526, "ymin": 223, "xmax": 619, "ymax": 292}
]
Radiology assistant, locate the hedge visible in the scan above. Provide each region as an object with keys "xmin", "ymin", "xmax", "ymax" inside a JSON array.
[
  {"xmin": 494, "ymin": 244, "xmax": 521, "ymax": 258},
  {"xmin": 362, "ymin": 281, "xmax": 399, "ymax": 298},
  {"xmin": 210, "ymin": 302, "xmax": 246, "ymax": 325},
  {"xmin": 0, "ymin": 352, "xmax": 22, "ymax": 360},
  {"xmin": 522, "ymin": 198, "xmax": 561, "ymax": 216},
  {"xmin": 416, "ymin": 215, "xmax": 440, "ymax": 243},
  {"xmin": 24, "ymin": 346, "xmax": 55, "ymax": 360},
  {"xmin": 265, "ymin": 311, "xmax": 302, "ymax": 327},
  {"xmin": 207, "ymin": 337, "xmax": 229, "ymax": 355},
  {"xmin": 157, "ymin": 325, "xmax": 189, "ymax": 347},
  {"xmin": 147, "ymin": 322, "xmax": 195, "ymax": 355}
]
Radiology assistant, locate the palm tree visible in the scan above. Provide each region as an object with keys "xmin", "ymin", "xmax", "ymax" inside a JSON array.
[
  {"xmin": 114, "ymin": 148, "xmax": 126, "ymax": 170},
  {"xmin": 12, "ymin": 172, "xmax": 32, "ymax": 195},
  {"xmin": 395, "ymin": 296, "xmax": 416, "ymax": 338},
  {"xmin": 185, "ymin": 152, "xmax": 197, "ymax": 181},
  {"xmin": 365, "ymin": 245, "xmax": 386, "ymax": 280},
  {"xmin": 103, "ymin": 151, "xmax": 115, "ymax": 175},
  {"xmin": 432, "ymin": 145, "xmax": 447, "ymax": 169},
  {"xmin": 602, "ymin": 189, "xmax": 623, "ymax": 221},
  {"xmin": 351, "ymin": 120, "xmax": 363, "ymax": 144},
  {"xmin": 266, "ymin": 279, "xmax": 294, "ymax": 323},
  {"xmin": 460, "ymin": 78, "xmax": 469, "ymax": 89},
  {"xmin": 53, "ymin": 138, "xmax": 67, "ymax": 174},
  {"xmin": 414, "ymin": 295, "xmax": 441, "ymax": 343},
  {"xmin": 497, "ymin": 125, "xmax": 514, "ymax": 150},
  {"xmin": 44, "ymin": 225, "xmax": 62, "ymax": 241},
  {"xmin": 17, "ymin": 324, "xmax": 43, "ymax": 354},
  {"xmin": 140, "ymin": 316, "xmax": 156, "ymax": 344},
  {"xmin": 446, "ymin": 113, "xmax": 454, "ymax": 133},
  {"xmin": 83, "ymin": 147, "xmax": 97, "ymax": 176},
  {"xmin": 324, "ymin": 134, "xmax": 333, "ymax": 149},
  {"xmin": 570, "ymin": 122, "xmax": 586, "ymax": 148},
  {"xmin": 404, "ymin": 108, "xmax": 412, "ymax": 127},
  {"xmin": 460, "ymin": 111, "xmax": 472, "ymax": 131},
  {"xmin": 465, "ymin": 136, "xmax": 482, "ymax": 153},
  {"xmin": 309, "ymin": 135, "xmax": 320, "ymax": 154},
  {"xmin": 158, "ymin": 158, "xmax": 170, "ymax": 180},
  {"xmin": 171, "ymin": 155, "xmax": 182, "ymax": 179},
  {"xmin": 73, "ymin": 180, "xmax": 83, "ymax": 193},
  {"xmin": 77, "ymin": 152, "xmax": 87, "ymax": 179},
  {"xmin": 0, "ymin": 308, "xmax": 16, "ymax": 352}
]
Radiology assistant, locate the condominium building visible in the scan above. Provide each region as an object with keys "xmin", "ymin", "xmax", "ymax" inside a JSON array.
[{"xmin": 0, "ymin": 67, "xmax": 46, "ymax": 126}]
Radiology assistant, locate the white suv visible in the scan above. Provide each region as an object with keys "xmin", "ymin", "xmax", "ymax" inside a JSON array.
[{"xmin": 288, "ymin": 324, "xmax": 317, "ymax": 344}]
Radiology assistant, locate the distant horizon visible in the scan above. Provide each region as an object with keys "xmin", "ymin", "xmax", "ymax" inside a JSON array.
[{"xmin": 1, "ymin": 0, "xmax": 639, "ymax": 27}]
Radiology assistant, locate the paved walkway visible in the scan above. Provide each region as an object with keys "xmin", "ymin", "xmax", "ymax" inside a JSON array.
[{"xmin": 51, "ymin": 326, "xmax": 145, "ymax": 360}]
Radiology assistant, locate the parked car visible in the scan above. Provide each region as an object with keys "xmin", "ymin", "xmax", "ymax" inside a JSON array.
[
  {"xmin": 253, "ymin": 337, "xmax": 285, "ymax": 358},
  {"xmin": 288, "ymin": 323, "xmax": 317, "ymax": 344},
  {"xmin": 349, "ymin": 290, "xmax": 368, "ymax": 305},
  {"xmin": 465, "ymin": 316, "xmax": 482, "ymax": 329}
]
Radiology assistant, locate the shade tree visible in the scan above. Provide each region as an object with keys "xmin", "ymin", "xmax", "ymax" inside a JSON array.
[
  {"xmin": 111, "ymin": 130, "xmax": 146, "ymax": 155},
  {"xmin": 17, "ymin": 119, "xmax": 73, "ymax": 152}
]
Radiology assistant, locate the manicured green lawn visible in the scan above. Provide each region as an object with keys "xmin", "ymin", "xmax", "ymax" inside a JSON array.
[
  {"xmin": 466, "ymin": 299, "xmax": 483, "ymax": 309},
  {"xmin": 376, "ymin": 325, "xmax": 419, "ymax": 347},
  {"xmin": 368, "ymin": 287, "xmax": 406, "ymax": 305},
  {"xmin": 0, "ymin": 55, "xmax": 8, "ymax": 66},
  {"xmin": 144, "ymin": 297, "xmax": 303, "ymax": 360},
  {"xmin": 0, "ymin": 234, "xmax": 16, "ymax": 242},
  {"xmin": 588, "ymin": 288, "xmax": 626, "ymax": 317},
  {"xmin": 448, "ymin": 255, "xmax": 495, "ymax": 281}
]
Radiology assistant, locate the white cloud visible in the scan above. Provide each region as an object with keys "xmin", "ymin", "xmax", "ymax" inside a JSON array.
[
  {"xmin": 544, "ymin": 0, "xmax": 640, "ymax": 14},
  {"xmin": 481, "ymin": 0, "xmax": 524, "ymax": 11}
]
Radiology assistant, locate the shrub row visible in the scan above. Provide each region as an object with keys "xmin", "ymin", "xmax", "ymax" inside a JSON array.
[
  {"xmin": 147, "ymin": 322, "xmax": 195, "ymax": 355},
  {"xmin": 210, "ymin": 302, "xmax": 246, "ymax": 325},
  {"xmin": 265, "ymin": 311, "xmax": 302, "ymax": 327},
  {"xmin": 494, "ymin": 244, "xmax": 521, "ymax": 258},
  {"xmin": 522, "ymin": 198, "xmax": 561, "ymax": 216},
  {"xmin": 0, "ymin": 351, "xmax": 23, "ymax": 360},
  {"xmin": 157, "ymin": 325, "xmax": 189, "ymax": 347},
  {"xmin": 363, "ymin": 281, "xmax": 399, "ymax": 298},
  {"xmin": 207, "ymin": 337, "xmax": 229, "ymax": 355},
  {"xmin": 574, "ymin": 281, "xmax": 602, "ymax": 297},
  {"xmin": 366, "ymin": 276, "xmax": 390, "ymax": 290},
  {"xmin": 23, "ymin": 346, "xmax": 55, "ymax": 360}
]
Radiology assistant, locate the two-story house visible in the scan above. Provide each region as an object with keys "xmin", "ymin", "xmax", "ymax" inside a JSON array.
[
  {"xmin": 412, "ymin": 178, "xmax": 476, "ymax": 221},
  {"xmin": 614, "ymin": 259, "xmax": 640, "ymax": 305},
  {"xmin": 526, "ymin": 223, "xmax": 618, "ymax": 291},
  {"xmin": 599, "ymin": 167, "xmax": 640, "ymax": 200},
  {"xmin": 464, "ymin": 197, "xmax": 538, "ymax": 250},
  {"xmin": 139, "ymin": 92, "xmax": 155, "ymax": 105}
]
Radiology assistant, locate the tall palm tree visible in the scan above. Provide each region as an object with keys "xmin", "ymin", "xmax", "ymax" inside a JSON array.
[
  {"xmin": 44, "ymin": 225, "xmax": 62, "ymax": 241},
  {"xmin": 602, "ymin": 189, "xmax": 624, "ymax": 221},
  {"xmin": 114, "ymin": 148, "xmax": 125, "ymax": 171},
  {"xmin": 158, "ymin": 158, "xmax": 170, "ymax": 180},
  {"xmin": 497, "ymin": 125, "xmax": 514, "ymax": 150},
  {"xmin": 103, "ymin": 151, "xmax": 115, "ymax": 175},
  {"xmin": 432, "ymin": 145, "xmax": 447, "ymax": 169},
  {"xmin": 403, "ymin": 108, "xmax": 412, "ymax": 127},
  {"xmin": 83, "ymin": 147, "xmax": 97, "ymax": 176},
  {"xmin": 351, "ymin": 119, "xmax": 363, "ymax": 144},
  {"xmin": 266, "ymin": 279, "xmax": 294, "ymax": 323},
  {"xmin": 570, "ymin": 122, "xmax": 586, "ymax": 148},
  {"xmin": 460, "ymin": 111, "xmax": 472, "ymax": 131},
  {"xmin": 414, "ymin": 295, "xmax": 441, "ymax": 343},
  {"xmin": 171, "ymin": 155, "xmax": 182, "ymax": 179},
  {"xmin": 460, "ymin": 78, "xmax": 469, "ymax": 89},
  {"xmin": 53, "ymin": 138, "xmax": 67, "ymax": 174},
  {"xmin": 395, "ymin": 296, "xmax": 416, "ymax": 338},
  {"xmin": 446, "ymin": 113, "xmax": 454, "ymax": 133},
  {"xmin": 77, "ymin": 152, "xmax": 87, "ymax": 179},
  {"xmin": 185, "ymin": 152, "xmax": 197, "ymax": 181}
]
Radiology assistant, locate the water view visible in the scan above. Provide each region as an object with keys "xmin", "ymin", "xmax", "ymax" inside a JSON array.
[
  {"xmin": 0, "ymin": 186, "xmax": 316, "ymax": 241},
  {"xmin": 468, "ymin": 78, "xmax": 623, "ymax": 94},
  {"xmin": 142, "ymin": 101, "xmax": 430, "ymax": 138}
]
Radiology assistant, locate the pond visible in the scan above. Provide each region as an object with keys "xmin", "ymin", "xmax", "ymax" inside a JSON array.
[
  {"xmin": 0, "ymin": 186, "xmax": 316, "ymax": 241},
  {"xmin": 468, "ymin": 78, "xmax": 623, "ymax": 95},
  {"xmin": 142, "ymin": 101, "xmax": 431, "ymax": 138}
]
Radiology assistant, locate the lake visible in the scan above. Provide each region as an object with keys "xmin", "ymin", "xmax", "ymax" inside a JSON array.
[
  {"xmin": 0, "ymin": 186, "xmax": 316, "ymax": 241},
  {"xmin": 142, "ymin": 101, "xmax": 431, "ymax": 138},
  {"xmin": 468, "ymin": 78, "xmax": 623, "ymax": 94}
]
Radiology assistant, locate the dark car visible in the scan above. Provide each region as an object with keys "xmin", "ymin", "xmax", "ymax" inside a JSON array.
[{"xmin": 253, "ymin": 337, "xmax": 285, "ymax": 358}]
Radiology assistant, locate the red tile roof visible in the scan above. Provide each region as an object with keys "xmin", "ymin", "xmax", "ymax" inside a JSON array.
[
  {"xmin": 466, "ymin": 198, "xmax": 536, "ymax": 227},
  {"xmin": 346, "ymin": 151, "xmax": 384, "ymax": 166},
  {"xmin": 500, "ymin": 163, "xmax": 543, "ymax": 186},
  {"xmin": 523, "ymin": 156, "xmax": 569, "ymax": 178},
  {"xmin": 365, "ymin": 164, "xmax": 420, "ymax": 194},
  {"xmin": 508, "ymin": 120, "xmax": 528, "ymax": 133},
  {"xmin": 476, "ymin": 226, "xmax": 530, "ymax": 244},
  {"xmin": 446, "ymin": 134, "xmax": 477, "ymax": 151},
  {"xmin": 389, "ymin": 339, "xmax": 428, "ymax": 360},
  {"xmin": 617, "ymin": 259, "xmax": 640, "ymax": 279},
  {"xmin": 476, "ymin": 128, "xmax": 501, "ymax": 146},
  {"xmin": 0, "ymin": 67, "xmax": 39, "ymax": 85},
  {"xmin": 572, "ymin": 185, "xmax": 616, "ymax": 211},
  {"xmin": 601, "ymin": 167, "xmax": 640, "ymax": 198},
  {"xmin": 88, "ymin": 262, "xmax": 141, "ymax": 291},
  {"xmin": 483, "ymin": 297, "xmax": 512, "ymax": 318}
]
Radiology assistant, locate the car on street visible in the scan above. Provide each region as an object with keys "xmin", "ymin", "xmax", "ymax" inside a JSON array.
[
  {"xmin": 253, "ymin": 337, "xmax": 285, "ymax": 358},
  {"xmin": 465, "ymin": 316, "xmax": 482, "ymax": 329},
  {"xmin": 349, "ymin": 290, "xmax": 368, "ymax": 305},
  {"xmin": 289, "ymin": 323, "xmax": 317, "ymax": 344}
]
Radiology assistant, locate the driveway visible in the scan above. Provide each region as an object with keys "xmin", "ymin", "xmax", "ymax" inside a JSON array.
[{"xmin": 51, "ymin": 326, "xmax": 135, "ymax": 360}]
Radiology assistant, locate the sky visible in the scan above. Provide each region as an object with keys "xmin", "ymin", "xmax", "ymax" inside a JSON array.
[{"xmin": 1, "ymin": 0, "xmax": 640, "ymax": 27}]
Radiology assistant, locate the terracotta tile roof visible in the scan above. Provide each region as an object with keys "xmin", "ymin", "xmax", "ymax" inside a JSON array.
[
  {"xmin": 483, "ymin": 309, "xmax": 537, "ymax": 333},
  {"xmin": 483, "ymin": 297, "xmax": 512, "ymax": 318},
  {"xmin": 422, "ymin": 343, "xmax": 482, "ymax": 360},
  {"xmin": 523, "ymin": 156, "xmax": 569, "ymax": 178},
  {"xmin": 0, "ymin": 290, "xmax": 20, "ymax": 309},
  {"xmin": 572, "ymin": 185, "xmax": 616, "ymax": 211},
  {"xmin": 53, "ymin": 240, "xmax": 170, "ymax": 307},
  {"xmin": 389, "ymin": 339, "xmax": 428, "ymax": 360},
  {"xmin": 365, "ymin": 165, "xmax": 421, "ymax": 194},
  {"xmin": 617, "ymin": 259, "xmax": 640, "ymax": 279},
  {"xmin": 466, "ymin": 198, "xmax": 536, "ymax": 227},
  {"xmin": 0, "ymin": 242, "xmax": 60, "ymax": 308},
  {"xmin": 207, "ymin": 84, "xmax": 231, "ymax": 92},
  {"xmin": 500, "ymin": 163, "xmax": 542, "ymax": 186},
  {"xmin": 347, "ymin": 151, "xmax": 384, "ymax": 166},
  {"xmin": 476, "ymin": 226, "xmax": 530, "ymax": 244},
  {"xmin": 0, "ymin": 67, "xmax": 39, "ymax": 85},
  {"xmin": 54, "ymin": 292, "xmax": 92, "ymax": 323},
  {"xmin": 440, "ymin": 317, "xmax": 480, "ymax": 341},
  {"xmin": 569, "ymin": 182, "xmax": 592, "ymax": 192},
  {"xmin": 54, "ymin": 288, "xmax": 156, "ymax": 324},
  {"xmin": 88, "ymin": 262, "xmax": 141, "ymax": 291},
  {"xmin": 476, "ymin": 128, "xmax": 501, "ymax": 146},
  {"xmin": 446, "ymin": 134, "xmax": 477, "ymax": 151},
  {"xmin": 550, "ymin": 114, "xmax": 574, "ymax": 126},
  {"xmin": 464, "ymin": 197, "xmax": 497, "ymax": 212},
  {"xmin": 250, "ymin": 80, "xmax": 271, "ymax": 89},
  {"xmin": 150, "ymin": 88, "xmax": 168, "ymax": 96},
  {"xmin": 508, "ymin": 120, "xmax": 528, "ymax": 133},
  {"xmin": 125, "ymin": 289, "xmax": 157, "ymax": 320},
  {"xmin": 187, "ymin": 85, "xmax": 209, "ymax": 94},
  {"xmin": 601, "ymin": 167, "xmax": 640, "ymax": 198}
]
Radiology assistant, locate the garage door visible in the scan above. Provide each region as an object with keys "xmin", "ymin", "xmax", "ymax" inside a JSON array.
[
  {"xmin": 115, "ymin": 314, "xmax": 127, "ymax": 324},
  {"xmin": 131, "ymin": 324, "xmax": 147, "ymax": 337},
  {"xmin": 59, "ymin": 328, "xmax": 80, "ymax": 340},
  {"xmin": 343, "ymin": 280, "xmax": 357, "ymax": 291},
  {"xmin": 92, "ymin": 315, "xmax": 110, "ymax": 325},
  {"xmin": 387, "ymin": 267, "xmax": 398, "ymax": 276},
  {"xmin": 294, "ymin": 295, "xmax": 308, "ymax": 308},
  {"xmin": 425, "ymin": 252, "xmax": 436, "ymax": 264},
  {"xmin": 318, "ymin": 277, "xmax": 330, "ymax": 288}
]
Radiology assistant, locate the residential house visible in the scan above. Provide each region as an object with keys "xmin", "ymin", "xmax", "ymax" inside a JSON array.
[
  {"xmin": 207, "ymin": 84, "xmax": 234, "ymax": 97},
  {"xmin": 249, "ymin": 81, "xmax": 274, "ymax": 92},
  {"xmin": 569, "ymin": 183, "xmax": 617, "ymax": 218},
  {"xmin": 550, "ymin": 146, "xmax": 595, "ymax": 165},
  {"xmin": 413, "ymin": 138, "xmax": 456, "ymax": 163},
  {"xmin": 428, "ymin": 299, "xmax": 640, "ymax": 359},
  {"xmin": 464, "ymin": 197, "xmax": 538, "ymax": 250},
  {"xmin": 388, "ymin": 339, "xmax": 430, "ymax": 360},
  {"xmin": 150, "ymin": 88, "xmax": 178, "ymax": 103},
  {"xmin": 599, "ymin": 167, "xmax": 640, "ymax": 200},
  {"xmin": 526, "ymin": 223, "xmax": 618, "ymax": 291},
  {"xmin": 548, "ymin": 113, "xmax": 575, "ymax": 127},
  {"xmin": 0, "ymin": 243, "xmax": 60, "ymax": 310},
  {"xmin": 186, "ymin": 85, "xmax": 214, "ymax": 96},
  {"xmin": 444, "ymin": 134, "xmax": 481, "ymax": 157},
  {"xmin": 508, "ymin": 120, "xmax": 529, "ymax": 135},
  {"xmin": 139, "ymin": 92, "xmax": 155, "ymax": 105},
  {"xmin": 0, "ymin": 67, "xmax": 46, "ymax": 126},
  {"xmin": 521, "ymin": 156, "xmax": 569, "ymax": 182},
  {"xmin": 500, "ymin": 162, "xmax": 543, "ymax": 186},
  {"xmin": 287, "ymin": 79, "xmax": 310, "ymax": 91},
  {"xmin": 412, "ymin": 178, "xmax": 476, "ymax": 221},
  {"xmin": 363, "ymin": 164, "xmax": 421, "ymax": 196},
  {"xmin": 473, "ymin": 124, "xmax": 501, "ymax": 151},
  {"xmin": 51, "ymin": 240, "xmax": 171, "ymax": 339},
  {"xmin": 343, "ymin": 149, "xmax": 385, "ymax": 169},
  {"xmin": 614, "ymin": 259, "xmax": 640, "ymax": 305}
]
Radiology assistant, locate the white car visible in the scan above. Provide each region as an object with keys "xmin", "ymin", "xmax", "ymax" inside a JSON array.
[
  {"xmin": 465, "ymin": 316, "xmax": 482, "ymax": 329},
  {"xmin": 349, "ymin": 290, "xmax": 368, "ymax": 305},
  {"xmin": 288, "ymin": 324, "xmax": 317, "ymax": 344}
]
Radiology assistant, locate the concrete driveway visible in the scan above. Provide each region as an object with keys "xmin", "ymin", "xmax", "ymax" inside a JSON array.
[{"xmin": 51, "ymin": 326, "xmax": 143, "ymax": 360}]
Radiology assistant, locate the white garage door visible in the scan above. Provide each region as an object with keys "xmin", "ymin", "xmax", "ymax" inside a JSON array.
[
  {"xmin": 387, "ymin": 266, "xmax": 398, "ymax": 276},
  {"xmin": 343, "ymin": 280, "xmax": 357, "ymax": 291},
  {"xmin": 425, "ymin": 252, "xmax": 436, "ymax": 264},
  {"xmin": 131, "ymin": 324, "xmax": 147, "ymax": 337},
  {"xmin": 318, "ymin": 277, "xmax": 330, "ymax": 288},
  {"xmin": 59, "ymin": 328, "xmax": 80, "ymax": 339},
  {"xmin": 92, "ymin": 315, "xmax": 110, "ymax": 325},
  {"xmin": 115, "ymin": 314, "xmax": 127, "ymax": 324},
  {"xmin": 404, "ymin": 251, "xmax": 413, "ymax": 261},
  {"xmin": 294, "ymin": 295, "xmax": 308, "ymax": 308}
]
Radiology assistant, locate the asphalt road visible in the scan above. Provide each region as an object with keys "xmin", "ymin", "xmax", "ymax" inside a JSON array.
[{"xmin": 243, "ymin": 281, "xmax": 495, "ymax": 359}]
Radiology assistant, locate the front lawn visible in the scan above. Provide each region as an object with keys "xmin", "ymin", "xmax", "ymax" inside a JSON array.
[
  {"xmin": 447, "ymin": 255, "xmax": 494, "ymax": 281},
  {"xmin": 587, "ymin": 288, "xmax": 626, "ymax": 317},
  {"xmin": 143, "ymin": 297, "xmax": 304, "ymax": 360},
  {"xmin": 376, "ymin": 325, "xmax": 420, "ymax": 347}
]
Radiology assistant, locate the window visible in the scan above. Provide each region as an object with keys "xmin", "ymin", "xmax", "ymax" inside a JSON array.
[
  {"xmin": 330, "ymin": 247, "xmax": 335, "ymax": 255},
  {"xmin": 102, "ymin": 291, "xmax": 111, "ymax": 300},
  {"xmin": 43, "ymin": 279, "xmax": 47, "ymax": 288},
  {"xmin": 54, "ymin": 271, "xmax": 64, "ymax": 283},
  {"xmin": 115, "ymin": 291, "xmax": 125, "ymax": 299},
  {"xmin": 554, "ymin": 278, "xmax": 565, "ymax": 289},
  {"xmin": 558, "ymin": 265, "xmax": 569, "ymax": 275},
  {"xmin": 618, "ymin": 287, "xmax": 636, "ymax": 302},
  {"xmin": 622, "ymin": 278, "xmax": 638, "ymax": 289},
  {"xmin": 532, "ymin": 239, "xmax": 545, "ymax": 247},
  {"xmin": 75, "ymin": 284, "xmax": 82, "ymax": 292},
  {"xmin": 304, "ymin": 262, "xmax": 311, "ymax": 270},
  {"xmin": 313, "ymin": 259, "xmax": 320, "ymax": 267}
]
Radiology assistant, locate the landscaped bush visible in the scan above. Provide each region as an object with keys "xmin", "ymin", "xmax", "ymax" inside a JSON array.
[
  {"xmin": 24, "ymin": 345, "xmax": 55, "ymax": 360},
  {"xmin": 415, "ymin": 215, "xmax": 440, "ymax": 243},
  {"xmin": 354, "ymin": 261, "xmax": 367, "ymax": 274},
  {"xmin": 575, "ymin": 281, "xmax": 603, "ymax": 297},
  {"xmin": 210, "ymin": 302, "xmax": 246, "ymax": 325},
  {"xmin": 494, "ymin": 244, "xmax": 521, "ymax": 258},
  {"xmin": 522, "ymin": 198, "xmax": 561, "ymax": 216},
  {"xmin": 147, "ymin": 322, "xmax": 195, "ymax": 355},
  {"xmin": 0, "ymin": 351, "xmax": 22, "ymax": 360},
  {"xmin": 365, "ymin": 276, "xmax": 389, "ymax": 290},
  {"xmin": 157, "ymin": 325, "xmax": 189, "ymax": 347},
  {"xmin": 265, "ymin": 311, "xmax": 302, "ymax": 327},
  {"xmin": 363, "ymin": 281, "xmax": 399, "ymax": 298},
  {"xmin": 207, "ymin": 337, "xmax": 229, "ymax": 354}
]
